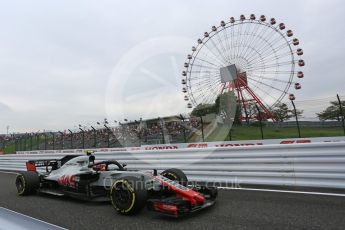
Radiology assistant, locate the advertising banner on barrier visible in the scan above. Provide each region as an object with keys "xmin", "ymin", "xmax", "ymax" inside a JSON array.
[
  {"xmin": 16, "ymin": 136, "xmax": 345, "ymax": 155},
  {"xmin": 142, "ymin": 136, "xmax": 345, "ymax": 149}
]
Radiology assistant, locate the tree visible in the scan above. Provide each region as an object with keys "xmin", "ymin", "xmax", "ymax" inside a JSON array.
[
  {"xmin": 272, "ymin": 103, "xmax": 303, "ymax": 122},
  {"xmin": 242, "ymin": 102, "xmax": 262, "ymax": 122},
  {"xmin": 191, "ymin": 103, "xmax": 217, "ymax": 117},
  {"xmin": 317, "ymin": 101, "xmax": 345, "ymax": 121}
]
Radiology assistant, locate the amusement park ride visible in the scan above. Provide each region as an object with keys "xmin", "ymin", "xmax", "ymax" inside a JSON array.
[{"xmin": 181, "ymin": 14, "xmax": 305, "ymax": 122}]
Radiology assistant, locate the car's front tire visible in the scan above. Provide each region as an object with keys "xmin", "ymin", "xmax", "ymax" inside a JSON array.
[
  {"xmin": 110, "ymin": 176, "xmax": 147, "ymax": 215},
  {"xmin": 15, "ymin": 171, "xmax": 40, "ymax": 196},
  {"xmin": 161, "ymin": 168, "xmax": 188, "ymax": 186}
]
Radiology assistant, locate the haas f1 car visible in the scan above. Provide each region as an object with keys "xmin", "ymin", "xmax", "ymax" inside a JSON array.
[{"xmin": 15, "ymin": 153, "xmax": 217, "ymax": 217}]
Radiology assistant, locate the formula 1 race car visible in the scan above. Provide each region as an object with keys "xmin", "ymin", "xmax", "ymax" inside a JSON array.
[{"xmin": 14, "ymin": 153, "xmax": 217, "ymax": 217}]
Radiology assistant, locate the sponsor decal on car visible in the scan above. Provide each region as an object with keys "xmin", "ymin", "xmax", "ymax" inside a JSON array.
[{"xmin": 57, "ymin": 175, "xmax": 77, "ymax": 188}]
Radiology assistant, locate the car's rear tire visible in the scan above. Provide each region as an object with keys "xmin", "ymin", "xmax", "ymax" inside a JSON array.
[
  {"xmin": 161, "ymin": 168, "xmax": 188, "ymax": 186},
  {"xmin": 15, "ymin": 171, "xmax": 40, "ymax": 196},
  {"xmin": 110, "ymin": 176, "xmax": 147, "ymax": 215}
]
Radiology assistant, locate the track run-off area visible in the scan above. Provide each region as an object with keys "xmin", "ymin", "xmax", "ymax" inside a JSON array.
[{"xmin": 1, "ymin": 172, "xmax": 345, "ymax": 230}]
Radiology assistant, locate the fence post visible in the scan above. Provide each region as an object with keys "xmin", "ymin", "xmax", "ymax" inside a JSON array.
[
  {"xmin": 44, "ymin": 133, "xmax": 47, "ymax": 150},
  {"xmin": 159, "ymin": 117, "xmax": 165, "ymax": 144},
  {"xmin": 30, "ymin": 134, "xmax": 33, "ymax": 151},
  {"xmin": 337, "ymin": 94, "xmax": 345, "ymax": 136},
  {"xmin": 36, "ymin": 134, "xmax": 39, "ymax": 150},
  {"xmin": 228, "ymin": 129, "xmax": 232, "ymax": 141},
  {"xmin": 24, "ymin": 134, "xmax": 27, "ymax": 151},
  {"xmin": 200, "ymin": 116, "xmax": 205, "ymax": 142},
  {"xmin": 290, "ymin": 99, "xmax": 301, "ymax": 138},
  {"xmin": 180, "ymin": 115, "xmax": 187, "ymax": 143},
  {"xmin": 144, "ymin": 128, "xmax": 148, "ymax": 143},
  {"xmin": 19, "ymin": 136, "xmax": 23, "ymax": 151},
  {"xmin": 91, "ymin": 126, "xmax": 97, "ymax": 148},
  {"xmin": 79, "ymin": 128, "xmax": 85, "ymax": 149},
  {"xmin": 120, "ymin": 123, "xmax": 125, "ymax": 147},
  {"xmin": 50, "ymin": 132, "xmax": 55, "ymax": 150},
  {"xmin": 255, "ymin": 105, "xmax": 264, "ymax": 140},
  {"xmin": 68, "ymin": 129, "xmax": 73, "ymax": 149},
  {"xmin": 58, "ymin": 131, "xmax": 64, "ymax": 150},
  {"xmin": 104, "ymin": 125, "xmax": 110, "ymax": 148},
  {"xmin": 134, "ymin": 121, "xmax": 140, "ymax": 146},
  {"xmin": 1, "ymin": 140, "xmax": 5, "ymax": 151}
]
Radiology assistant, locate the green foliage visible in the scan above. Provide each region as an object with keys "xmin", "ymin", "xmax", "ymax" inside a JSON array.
[
  {"xmin": 205, "ymin": 125, "xmax": 344, "ymax": 142},
  {"xmin": 317, "ymin": 101, "xmax": 345, "ymax": 121},
  {"xmin": 4, "ymin": 144, "xmax": 15, "ymax": 154},
  {"xmin": 272, "ymin": 103, "xmax": 303, "ymax": 122},
  {"xmin": 190, "ymin": 103, "xmax": 217, "ymax": 117},
  {"xmin": 250, "ymin": 121, "xmax": 266, "ymax": 127},
  {"xmin": 1, "ymin": 135, "xmax": 48, "ymax": 154}
]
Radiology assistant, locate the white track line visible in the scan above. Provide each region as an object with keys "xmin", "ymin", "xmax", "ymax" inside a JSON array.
[
  {"xmin": 219, "ymin": 187, "xmax": 345, "ymax": 197},
  {"xmin": 0, "ymin": 207, "xmax": 67, "ymax": 230}
]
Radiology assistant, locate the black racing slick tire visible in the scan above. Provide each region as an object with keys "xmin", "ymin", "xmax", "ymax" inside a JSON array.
[
  {"xmin": 161, "ymin": 168, "xmax": 188, "ymax": 186},
  {"xmin": 15, "ymin": 171, "xmax": 40, "ymax": 196},
  {"xmin": 110, "ymin": 176, "xmax": 148, "ymax": 215}
]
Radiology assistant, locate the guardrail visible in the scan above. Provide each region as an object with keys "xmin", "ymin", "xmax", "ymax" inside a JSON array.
[{"xmin": 1, "ymin": 142, "xmax": 345, "ymax": 189}]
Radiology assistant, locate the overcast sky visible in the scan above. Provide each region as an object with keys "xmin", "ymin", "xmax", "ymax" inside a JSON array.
[{"xmin": 0, "ymin": 0, "xmax": 344, "ymax": 134}]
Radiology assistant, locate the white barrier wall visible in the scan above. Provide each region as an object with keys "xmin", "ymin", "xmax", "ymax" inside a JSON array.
[
  {"xmin": 2, "ymin": 142, "xmax": 345, "ymax": 190},
  {"xmin": 15, "ymin": 136, "xmax": 345, "ymax": 155}
]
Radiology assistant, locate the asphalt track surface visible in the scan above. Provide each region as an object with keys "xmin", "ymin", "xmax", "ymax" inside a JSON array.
[{"xmin": 1, "ymin": 172, "xmax": 345, "ymax": 230}]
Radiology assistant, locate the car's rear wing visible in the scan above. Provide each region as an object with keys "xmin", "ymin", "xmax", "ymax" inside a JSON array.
[{"xmin": 26, "ymin": 155, "xmax": 81, "ymax": 172}]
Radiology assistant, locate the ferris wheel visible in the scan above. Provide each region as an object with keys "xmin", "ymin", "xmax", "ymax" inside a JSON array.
[{"xmin": 182, "ymin": 14, "xmax": 305, "ymax": 121}]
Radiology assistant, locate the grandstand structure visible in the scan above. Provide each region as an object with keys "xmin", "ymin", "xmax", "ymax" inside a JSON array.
[{"xmin": 0, "ymin": 115, "xmax": 203, "ymax": 152}]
